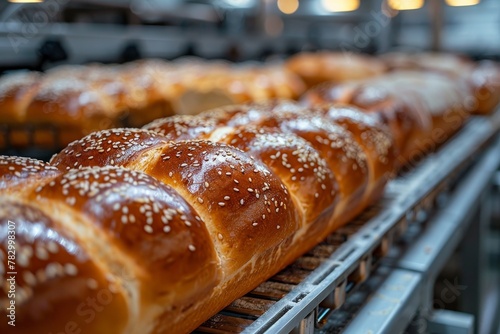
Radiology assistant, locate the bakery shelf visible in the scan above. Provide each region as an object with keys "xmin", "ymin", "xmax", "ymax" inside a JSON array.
[{"xmin": 194, "ymin": 109, "xmax": 500, "ymax": 334}]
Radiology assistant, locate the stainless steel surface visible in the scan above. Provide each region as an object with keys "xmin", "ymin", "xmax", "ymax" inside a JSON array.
[
  {"xmin": 427, "ymin": 310, "xmax": 474, "ymax": 334},
  {"xmin": 337, "ymin": 267, "xmax": 422, "ymax": 334},
  {"xmin": 386, "ymin": 135, "xmax": 500, "ymax": 334},
  {"xmin": 194, "ymin": 111, "xmax": 500, "ymax": 334},
  {"xmin": 386, "ymin": 137, "xmax": 500, "ymax": 277}
]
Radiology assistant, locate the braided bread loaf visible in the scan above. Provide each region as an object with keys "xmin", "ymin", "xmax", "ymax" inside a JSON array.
[
  {"xmin": 0, "ymin": 60, "xmax": 305, "ymax": 150},
  {"xmin": 0, "ymin": 100, "xmax": 396, "ymax": 333}
]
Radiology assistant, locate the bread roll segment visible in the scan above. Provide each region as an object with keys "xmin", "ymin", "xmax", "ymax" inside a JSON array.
[
  {"xmin": 216, "ymin": 126, "xmax": 339, "ymax": 228},
  {"xmin": 0, "ymin": 198, "xmax": 129, "ymax": 334},
  {"xmin": 312, "ymin": 104, "xmax": 396, "ymax": 207},
  {"xmin": 0, "ymin": 155, "xmax": 60, "ymax": 194}
]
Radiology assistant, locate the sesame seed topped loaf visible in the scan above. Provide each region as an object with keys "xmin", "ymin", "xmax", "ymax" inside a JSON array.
[{"xmin": 0, "ymin": 92, "xmax": 474, "ymax": 333}]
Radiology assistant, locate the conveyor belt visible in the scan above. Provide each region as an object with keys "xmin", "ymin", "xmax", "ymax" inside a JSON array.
[{"xmin": 194, "ymin": 110, "xmax": 500, "ymax": 334}]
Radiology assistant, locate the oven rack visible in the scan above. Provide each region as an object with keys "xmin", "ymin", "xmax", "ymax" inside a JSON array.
[{"xmin": 194, "ymin": 110, "xmax": 500, "ymax": 334}]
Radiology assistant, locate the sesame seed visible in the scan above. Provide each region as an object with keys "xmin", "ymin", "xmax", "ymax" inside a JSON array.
[
  {"xmin": 23, "ymin": 272, "xmax": 37, "ymax": 286},
  {"xmin": 47, "ymin": 241, "xmax": 58, "ymax": 253},
  {"xmin": 247, "ymin": 188, "xmax": 254, "ymax": 193},
  {"xmin": 218, "ymin": 202, "xmax": 226, "ymax": 207},
  {"xmin": 144, "ymin": 225, "xmax": 153, "ymax": 233},
  {"xmin": 197, "ymin": 197, "xmax": 204, "ymax": 203},
  {"xmin": 87, "ymin": 279, "xmax": 98, "ymax": 290},
  {"xmin": 36, "ymin": 247, "xmax": 49, "ymax": 260},
  {"xmin": 64, "ymin": 263, "xmax": 78, "ymax": 276},
  {"xmin": 224, "ymin": 196, "xmax": 230, "ymax": 200},
  {"xmin": 163, "ymin": 226, "xmax": 171, "ymax": 233},
  {"xmin": 188, "ymin": 245, "xmax": 196, "ymax": 252}
]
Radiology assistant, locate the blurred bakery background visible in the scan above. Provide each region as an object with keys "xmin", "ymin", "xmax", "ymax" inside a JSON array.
[
  {"xmin": 0, "ymin": 0, "xmax": 499, "ymax": 68},
  {"xmin": 1, "ymin": 1, "xmax": 500, "ymax": 334}
]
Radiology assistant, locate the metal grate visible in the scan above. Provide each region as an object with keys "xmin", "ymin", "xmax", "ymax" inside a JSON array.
[{"xmin": 194, "ymin": 110, "xmax": 500, "ymax": 334}]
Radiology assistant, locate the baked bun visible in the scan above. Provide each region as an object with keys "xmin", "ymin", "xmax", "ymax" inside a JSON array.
[
  {"xmin": 0, "ymin": 155, "xmax": 60, "ymax": 195},
  {"xmin": 312, "ymin": 104, "xmax": 396, "ymax": 206},
  {"xmin": 216, "ymin": 125, "xmax": 339, "ymax": 229},
  {"xmin": 31, "ymin": 166, "xmax": 220, "ymax": 333},
  {"xmin": 0, "ymin": 197, "xmax": 129, "ymax": 334},
  {"xmin": 24, "ymin": 77, "xmax": 118, "ymax": 147},
  {"xmin": 0, "ymin": 72, "xmax": 42, "ymax": 147},
  {"xmin": 50, "ymin": 128, "xmax": 170, "ymax": 171}
]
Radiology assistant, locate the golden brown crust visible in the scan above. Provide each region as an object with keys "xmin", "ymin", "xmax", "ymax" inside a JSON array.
[
  {"xmin": 217, "ymin": 126, "xmax": 339, "ymax": 227},
  {"xmin": 24, "ymin": 77, "xmax": 119, "ymax": 137},
  {"xmin": 145, "ymin": 140, "xmax": 299, "ymax": 273},
  {"xmin": 32, "ymin": 167, "xmax": 221, "ymax": 311},
  {"xmin": 468, "ymin": 61, "xmax": 500, "ymax": 114},
  {"xmin": 0, "ymin": 72, "xmax": 41, "ymax": 124},
  {"xmin": 50, "ymin": 128, "xmax": 170, "ymax": 171},
  {"xmin": 142, "ymin": 115, "xmax": 219, "ymax": 141},
  {"xmin": 313, "ymin": 104, "xmax": 396, "ymax": 206},
  {"xmin": 286, "ymin": 52, "xmax": 387, "ymax": 88},
  {"xmin": 0, "ymin": 198, "xmax": 129, "ymax": 334},
  {"xmin": 302, "ymin": 81, "xmax": 418, "ymax": 159},
  {"xmin": 200, "ymin": 101, "xmax": 369, "ymax": 224},
  {"xmin": 301, "ymin": 71, "xmax": 473, "ymax": 165},
  {"xmin": 273, "ymin": 114, "xmax": 368, "ymax": 224},
  {"xmin": 0, "ymin": 156, "xmax": 60, "ymax": 195}
]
